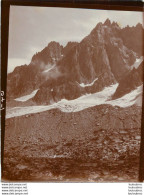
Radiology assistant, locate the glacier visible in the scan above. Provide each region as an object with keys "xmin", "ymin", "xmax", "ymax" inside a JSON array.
[{"xmin": 7, "ymin": 84, "xmax": 143, "ymax": 118}]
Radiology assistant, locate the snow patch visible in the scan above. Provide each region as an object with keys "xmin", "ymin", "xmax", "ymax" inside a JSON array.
[
  {"xmin": 43, "ymin": 65, "xmax": 55, "ymax": 73},
  {"xmin": 131, "ymin": 56, "xmax": 143, "ymax": 70},
  {"xmin": 15, "ymin": 89, "xmax": 39, "ymax": 102},
  {"xmin": 79, "ymin": 78, "xmax": 98, "ymax": 87}
]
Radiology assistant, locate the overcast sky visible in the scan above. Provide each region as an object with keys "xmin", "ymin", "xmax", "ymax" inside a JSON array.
[{"xmin": 8, "ymin": 6, "xmax": 143, "ymax": 73}]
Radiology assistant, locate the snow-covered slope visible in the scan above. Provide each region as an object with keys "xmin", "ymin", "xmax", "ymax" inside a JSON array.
[
  {"xmin": 15, "ymin": 89, "xmax": 39, "ymax": 102},
  {"xmin": 106, "ymin": 85, "xmax": 143, "ymax": 107},
  {"xmin": 6, "ymin": 84, "xmax": 143, "ymax": 119}
]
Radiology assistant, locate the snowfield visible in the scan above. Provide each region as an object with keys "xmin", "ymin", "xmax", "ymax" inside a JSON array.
[
  {"xmin": 7, "ymin": 84, "xmax": 143, "ymax": 118},
  {"xmin": 14, "ymin": 89, "xmax": 39, "ymax": 102}
]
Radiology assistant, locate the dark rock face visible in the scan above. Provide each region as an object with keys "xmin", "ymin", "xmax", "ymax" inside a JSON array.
[
  {"xmin": 62, "ymin": 41, "xmax": 78, "ymax": 56},
  {"xmin": 7, "ymin": 19, "xmax": 143, "ymax": 104},
  {"xmin": 33, "ymin": 76, "xmax": 85, "ymax": 104},
  {"xmin": 119, "ymin": 23, "xmax": 143, "ymax": 56},
  {"xmin": 113, "ymin": 62, "xmax": 143, "ymax": 99},
  {"xmin": 7, "ymin": 65, "xmax": 39, "ymax": 100}
]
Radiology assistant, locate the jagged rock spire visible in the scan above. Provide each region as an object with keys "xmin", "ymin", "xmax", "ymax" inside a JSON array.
[{"xmin": 104, "ymin": 18, "xmax": 111, "ymax": 26}]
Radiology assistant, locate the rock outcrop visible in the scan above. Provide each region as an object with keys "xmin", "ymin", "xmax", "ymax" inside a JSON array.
[{"xmin": 113, "ymin": 62, "xmax": 143, "ymax": 99}]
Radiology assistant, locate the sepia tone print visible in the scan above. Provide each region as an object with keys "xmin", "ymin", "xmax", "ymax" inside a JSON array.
[{"xmin": 3, "ymin": 7, "xmax": 143, "ymax": 182}]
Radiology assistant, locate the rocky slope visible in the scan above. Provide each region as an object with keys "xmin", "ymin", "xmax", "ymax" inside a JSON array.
[
  {"xmin": 7, "ymin": 19, "xmax": 143, "ymax": 104},
  {"xmin": 3, "ymin": 104, "xmax": 141, "ymax": 181}
]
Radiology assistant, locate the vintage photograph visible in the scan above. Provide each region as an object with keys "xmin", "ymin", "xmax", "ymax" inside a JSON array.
[{"xmin": 2, "ymin": 6, "xmax": 143, "ymax": 182}]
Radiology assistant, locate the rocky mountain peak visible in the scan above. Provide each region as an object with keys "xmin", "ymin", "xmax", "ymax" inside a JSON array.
[
  {"xmin": 104, "ymin": 18, "xmax": 111, "ymax": 26},
  {"xmin": 136, "ymin": 23, "xmax": 143, "ymax": 29},
  {"xmin": 31, "ymin": 41, "xmax": 63, "ymax": 65},
  {"xmin": 89, "ymin": 19, "xmax": 118, "ymax": 41},
  {"xmin": 47, "ymin": 41, "xmax": 62, "ymax": 50},
  {"xmin": 111, "ymin": 21, "xmax": 120, "ymax": 29}
]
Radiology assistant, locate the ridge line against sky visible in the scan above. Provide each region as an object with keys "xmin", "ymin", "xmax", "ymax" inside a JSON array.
[{"xmin": 8, "ymin": 6, "xmax": 143, "ymax": 73}]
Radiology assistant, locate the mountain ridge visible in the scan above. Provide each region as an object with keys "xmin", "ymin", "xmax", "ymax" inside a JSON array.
[{"xmin": 7, "ymin": 19, "xmax": 143, "ymax": 105}]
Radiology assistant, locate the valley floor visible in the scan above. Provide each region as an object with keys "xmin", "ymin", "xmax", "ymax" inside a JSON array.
[{"xmin": 2, "ymin": 104, "xmax": 142, "ymax": 182}]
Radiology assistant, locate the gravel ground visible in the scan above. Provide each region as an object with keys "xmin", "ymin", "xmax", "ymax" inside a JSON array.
[{"xmin": 2, "ymin": 104, "xmax": 142, "ymax": 182}]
